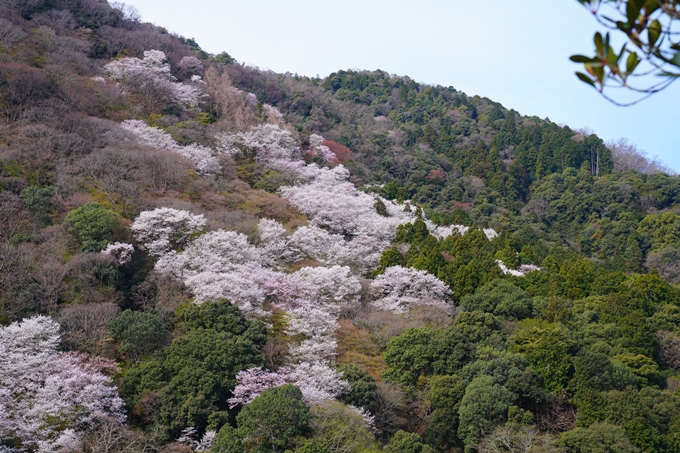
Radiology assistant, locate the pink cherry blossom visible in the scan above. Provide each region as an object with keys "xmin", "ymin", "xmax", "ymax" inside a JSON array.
[
  {"xmin": 101, "ymin": 242, "xmax": 134, "ymax": 265},
  {"xmin": 370, "ymin": 266, "xmax": 453, "ymax": 314},
  {"xmin": 131, "ymin": 207, "xmax": 206, "ymax": 257}
]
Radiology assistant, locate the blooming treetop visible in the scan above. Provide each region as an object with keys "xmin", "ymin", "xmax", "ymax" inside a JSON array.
[
  {"xmin": 177, "ymin": 427, "xmax": 216, "ymax": 452},
  {"xmin": 228, "ymin": 367, "xmax": 296, "ymax": 408},
  {"xmin": 496, "ymin": 260, "xmax": 542, "ymax": 277},
  {"xmin": 0, "ymin": 316, "xmax": 125, "ymax": 451},
  {"xmin": 131, "ymin": 207, "xmax": 206, "ymax": 257},
  {"xmin": 309, "ymin": 134, "xmax": 338, "ymax": 164},
  {"xmin": 292, "ymin": 361, "xmax": 349, "ymax": 405},
  {"xmin": 155, "ymin": 229, "xmax": 264, "ymax": 278},
  {"xmin": 370, "ymin": 265, "xmax": 453, "ymax": 314},
  {"xmin": 229, "ymin": 363, "xmax": 349, "ymax": 407},
  {"xmin": 103, "ymin": 50, "xmax": 203, "ymax": 109},
  {"xmin": 101, "ymin": 242, "xmax": 134, "ymax": 265},
  {"xmin": 215, "ymin": 124, "xmax": 304, "ymax": 174},
  {"xmin": 183, "ymin": 269, "xmax": 269, "ymax": 319},
  {"xmin": 121, "ymin": 120, "xmax": 220, "ymax": 175}
]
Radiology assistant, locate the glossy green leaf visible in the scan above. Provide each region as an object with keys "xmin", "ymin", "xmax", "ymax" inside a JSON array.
[
  {"xmin": 576, "ymin": 72, "xmax": 597, "ymax": 87},
  {"xmin": 671, "ymin": 51, "xmax": 680, "ymax": 68},
  {"xmin": 626, "ymin": 0, "xmax": 641, "ymax": 24},
  {"xmin": 570, "ymin": 55, "xmax": 594, "ymax": 63},
  {"xmin": 644, "ymin": 0, "xmax": 661, "ymax": 15},
  {"xmin": 626, "ymin": 52, "xmax": 640, "ymax": 74},
  {"xmin": 594, "ymin": 32, "xmax": 604, "ymax": 56},
  {"xmin": 648, "ymin": 20, "xmax": 662, "ymax": 48}
]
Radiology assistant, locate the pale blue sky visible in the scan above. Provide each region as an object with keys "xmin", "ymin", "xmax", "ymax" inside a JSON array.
[{"xmin": 125, "ymin": 0, "xmax": 680, "ymax": 171}]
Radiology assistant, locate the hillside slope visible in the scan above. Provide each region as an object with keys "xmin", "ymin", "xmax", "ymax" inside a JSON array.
[{"xmin": 1, "ymin": 2, "xmax": 680, "ymax": 453}]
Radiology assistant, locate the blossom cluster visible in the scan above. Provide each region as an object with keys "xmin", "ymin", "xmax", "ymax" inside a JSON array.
[
  {"xmin": 496, "ymin": 260, "xmax": 542, "ymax": 277},
  {"xmin": 370, "ymin": 265, "xmax": 453, "ymax": 314},
  {"xmin": 103, "ymin": 50, "xmax": 204, "ymax": 109},
  {"xmin": 215, "ymin": 123, "xmax": 304, "ymax": 174},
  {"xmin": 0, "ymin": 316, "xmax": 126, "ymax": 451},
  {"xmin": 100, "ymin": 242, "xmax": 134, "ymax": 265},
  {"xmin": 121, "ymin": 120, "xmax": 220, "ymax": 175}
]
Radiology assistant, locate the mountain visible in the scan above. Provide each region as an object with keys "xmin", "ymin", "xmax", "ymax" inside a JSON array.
[{"xmin": 1, "ymin": 2, "xmax": 680, "ymax": 453}]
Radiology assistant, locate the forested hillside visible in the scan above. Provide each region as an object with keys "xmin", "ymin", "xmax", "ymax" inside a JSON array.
[{"xmin": 2, "ymin": 1, "xmax": 680, "ymax": 453}]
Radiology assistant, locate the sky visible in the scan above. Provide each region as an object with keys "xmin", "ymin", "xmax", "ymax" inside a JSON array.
[{"xmin": 124, "ymin": 0, "xmax": 680, "ymax": 171}]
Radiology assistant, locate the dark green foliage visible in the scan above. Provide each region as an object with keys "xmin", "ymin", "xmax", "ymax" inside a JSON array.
[
  {"xmin": 212, "ymin": 424, "xmax": 244, "ymax": 453},
  {"xmin": 556, "ymin": 423, "xmax": 640, "ymax": 453},
  {"xmin": 386, "ymin": 430, "xmax": 434, "ymax": 453},
  {"xmin": 236, "ymin": 385, "xmax": 309, "ymax": 453},
  {"xmin": 453, "ymin": 311, "xmax": 501, "ymax": 342},
  {"xmin": 424, "ymin": 375, "xmax": 466, "ymax": 450},
  {"xmin": 108, "ymin": 310, "xmax": 167, "ymax": 363},
  {"xmin": 457, "ymin": 375, "xmax": 516, "ymax": 451},
  {"xmin": 509, "ymin": 321, "xmax": 573, "ymax": 393},
  {"xmin": 19, "ymin": 186, "xmax": 54, "ymax": 227},
  {"xmin": 383, "ymin": 326, "xmax": 474, "ymax": 386},
  {"xmin": 180, "ymin": 299, "xmax": 267, "ymax": 346},
  {"xmin": 122, "ymin": 301, "xmax": 264, "ymax": 435},
  {"xmin": 460, "ymin": 280, "xmax": 533, "ymax": 319},
  {"xmin": 337, "ymin": 364, "xmax": 377, "ymax": 409},
  {"xmin": 65, "ymin": 202, "xmax": 119, "ymax": 252}
]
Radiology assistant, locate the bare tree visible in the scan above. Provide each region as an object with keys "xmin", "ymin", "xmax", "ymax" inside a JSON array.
[
  {"xmin": 656, "ymin": 330, "xmax": 680, "ymax": 371},
  {"xmin": 607, "ymin": 138, "xmax": 675, "ymax": 175},
  {"xmin": 80, "ymin": 418, "xmax": 165, "ymax": 453},
  {"xmin": 477, "ymin": 424, "xmax": 562, "ymax": 453},
  {"xmin": 372, "ymin": 382, "xmax": 405, "ymax": 439},
  {"xmin": 0, "ymin": 191, "xmax": 29, "ymax": 242},
  {"xmin": 0, "ymin": 17, "xmax": 26, "ymax": 46},
  {"xmin": 59, "ymin": 303, "xmax": 120, "ymax": 355},
  {"xmin": 645, "ymin": 247, "xmax": 680, "ymax": 283}
]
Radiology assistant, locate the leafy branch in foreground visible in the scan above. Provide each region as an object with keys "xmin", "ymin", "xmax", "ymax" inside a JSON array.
[{"xmin": 572, "ymin": 0, "xmax": 680, "ymax": 105}]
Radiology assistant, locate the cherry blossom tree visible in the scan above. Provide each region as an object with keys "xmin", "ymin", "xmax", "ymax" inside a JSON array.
[
  {"xmin": 176, "ymin": 427, "xmax": 216, "ymax": 452},
  {"xmin": 103, "ymin": 50, "xmax": 203, "ymax": 109},
  {"xmin": 263, "ymin": 266, "xmax": 361, "ymax": 315},
  {"xmin": 0, "ymin": 316, "xmax": 125, "ymax": 451},
  {"xmin": 292, "ymin": 362, "xmax": 349, "ymax": 405},
  {"xmin": 229, "ymin": 367, "xmax": 296, "ymax": 408},
  {"xmin": 131, "ymin": 207, "xmax": 206, "ymax": 257},
  {"xmin": 155, "ymin": 229, "xmax": 264, "ymax": 277},
  {"xmin": 177, "ymin": 56, "xmax": 204, "ymax": 79},
  {"xmin": 121, "ymin": 120, "xmax": 220, "ymax": 175},
  {"xmin": 183, "ymin": 270, "xmax": 269, "ymax": 319},
  {"xmin": 100, "ymin": 242, "xmax": 134, "ymax": 265},
  {"xmin": 257, "ymin": 218, "xmax": 290, "ymax": 265},
  {"xmin": 215, "ymin": 123, "xmax": 304, "ymax": 174},
  {"xmin": 370, "ymin": 266, "xmax": 453, "ymax": 314},
  {"xmin": 496, "ymin": 260, "xmax": 542, "ymax": 277},
  {"xmin": 309, "ymin": 134, "xmax": 338, "ymax": 164}
]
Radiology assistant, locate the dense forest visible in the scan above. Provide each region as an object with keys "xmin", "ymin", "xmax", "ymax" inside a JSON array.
[{"xmin": 2, "ymin": 1, "xmax": 680, "ymax": 452}]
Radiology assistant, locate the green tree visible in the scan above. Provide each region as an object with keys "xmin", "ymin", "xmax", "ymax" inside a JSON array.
[
  {"xmin": 306, "ymin": 401, "xmax": 377, "ymax": 453},
  {"xmin": 556, "ymin": 422, "xmax": 639, "ymax": 453},
  {"xmin": 457, "ymin": 375, "xmax": 516, "ymax": 452},
  {"xmin": 337, "ymin": 364, "xmax": 377, "ymax": 410},
  {"xmin": 454, "ymin": 311, "xmax": 501, "ymax": 343},
  {"xmin": 20, "ymin": 186, "xmax": 54, "ymax": 227},
  {"xmin": 460, "ymin": 280, "xmax": 533, "ymax": 320},
  {"xmin": 65, "ymin": 202, "xmax": 119, "ymax": 252},
  {"xmin": 425, "ymin": 375, "xmax": 466, "ymax": 451},
  {"xmin": 108, "ymin": 310, "xmax": 168, "ymax": 363},
  {"xmin": 510, "ymin": 321, "xmax": 572, "ymax": 393},
  {"xmin": 387, "ymin": 430, "xmax": 434, "ymax": 453},
  {"xmin": 122, "ymin": 302, "xmax": 264, "ymax": 435},
  {"xmin": 212, "ymin": 424, "xmax": 244, "ymax": 453},
  {"xmin": 180, "ymin": 299, "xmax": 267, "ymax": 346},
  {"xmin": 236, "ymin": 384, "xmax": 310, "ymax": 453}
]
